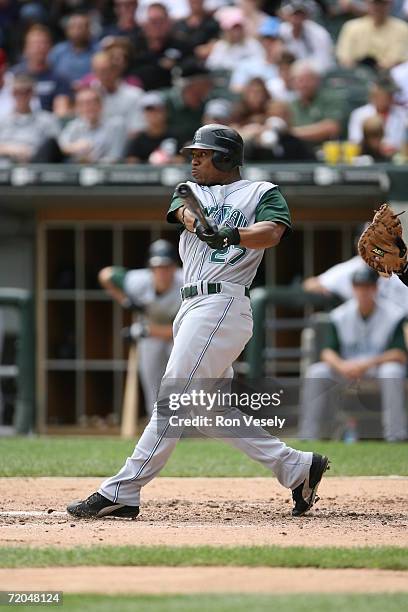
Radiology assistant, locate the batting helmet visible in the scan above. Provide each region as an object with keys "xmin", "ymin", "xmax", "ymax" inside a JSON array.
[
  {"xmin": 148, "ymin": 240, "xmax": 178, "ymax": 267},
  {"xmin": 181, "ymin": 124, "xmax": 244, "ymax": 172}
]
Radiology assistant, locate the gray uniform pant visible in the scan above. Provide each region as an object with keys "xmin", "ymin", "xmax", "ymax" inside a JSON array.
[
  {"xmin": 138, "ymin": 337, "xmax": 172, "ymax": 416},
  {"xmin": 298, "ymin": 361, "xmax": 407, "ymax": 442},
  {"xmin": 100, "ymin": 293, "xmax": 312, "ymax": 506}
]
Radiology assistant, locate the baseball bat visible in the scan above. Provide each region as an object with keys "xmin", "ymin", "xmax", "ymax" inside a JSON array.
[
  {"xmin": 175, "ymin": 182, "xmax": 218, "ymax": 235},
  {"xmin": 121, "ymin": 339, "xmax": 140, "ymax": 439}
]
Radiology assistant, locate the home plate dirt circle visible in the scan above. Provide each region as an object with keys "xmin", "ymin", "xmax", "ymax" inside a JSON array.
[{"xmin": 1, "ymin": 477, "xmax": 407, "ymax": 549}]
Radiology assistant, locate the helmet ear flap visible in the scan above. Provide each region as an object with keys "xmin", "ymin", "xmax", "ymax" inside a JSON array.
[{"xmin": 212, "ymin": 151, "xmax": 234, "ymax": 172}]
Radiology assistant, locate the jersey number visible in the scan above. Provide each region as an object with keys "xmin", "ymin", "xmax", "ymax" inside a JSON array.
[{"xmin": 210, "ymin": 246, "xmax": 247, "ymax": 266}]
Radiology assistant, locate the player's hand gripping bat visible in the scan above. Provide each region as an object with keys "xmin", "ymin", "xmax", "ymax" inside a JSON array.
[{"xmin": 175, "ymin": 182, "xmax": 218, "ymax": 236}]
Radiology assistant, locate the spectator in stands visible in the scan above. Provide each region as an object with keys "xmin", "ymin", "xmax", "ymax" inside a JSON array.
[
  {"xmin": 0, "ymin": 74, "xmax": 60, "ymax": 163},
  {"xmin": 90, "ymin": 50, "xmax": 145, "ymax": 135},
  {"xmin": 391, "ymin": 59, "xmax": 408, "ymax": 107},
  {"xmin": 244, "ymin": 99, "xmax": 317, "ymax": 161},
  {"xmin": 231, "ymin": 77, "xmax": 271, "ymax": 137},
  {"xmin": 202, "ymin": 97, "xmax": 233, "ymax": 125},
  {"xmin": 57, "ymin": 87, "xmax": 127, "ymax": 162},
  {"xmin": 289, "ymin": 60, "xmax": 347, "ymax": 146},
  {"xmin": 240, "ymin": 0, "xmax": 271, "ymax": 38},
  {"xmin": 102, "ymin": 0, "xmax": 141, "ymax": 40},
  {"xmin": 265, "ymin": 49, "xmax": 297, "ymax": 102},
  {"xmin": 359, "ymin": 115, "xmax": 392, "ymax": 161},
  {"xmin": 49, "ymin": 13, "xmax": 97, "ymax": 86},
  {"xmin": 279, "ymin": 0, "xmax": 335, "ymax": 74},
  {"xmin": 172, "ymin": 0, "xmax": 220, "ymax": 61},
  {"xmin": 337, "ymin": 0, "xmax": 408, "ymax": 70},
  {"xmin": 163, "ymin": 61, "xmax": 213, "ymax": 145},
  {"xmin": 12, "ymin": 25, "xmax": 71, "ymax": 117},
  {"xmin": 80, "ymin": 37, "xmax": 142, "ymax": 89},
  {"xmin": 124, "ymin": 90, "xmax": 181, "ymax": 163},
  {"xmin": 137, "ymin": 0, "xmax": 191, "ymax": 20},
  {"xmin": 348, "ymin": 73, "xmax": 407, "ymax": 154},
  {"xmin": 229, "ymin": 16, "xmax": 283, "ymax": 92},
  {"xmin": 132, "ymin": 3, "xmax": 192, "ymax": 90},
  {"xmin": 323, "ymin": 0, "xmax": 368, "ymax": 41},
  {"xmin": 206, "ymin": 6, "xmax": 265, "ymax": 72},
  {"xmin": 299, "ymin": 268, "xmax": 407, "ymax": 442},
  {"xmin": 0, "ymin": 48, "xmax": 16, "ymax": 121}
]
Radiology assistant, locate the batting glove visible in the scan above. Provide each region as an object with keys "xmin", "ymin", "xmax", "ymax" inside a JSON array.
[{"xmin": 195, "ymin": 220, "xmax": 240, "ymax": 249}]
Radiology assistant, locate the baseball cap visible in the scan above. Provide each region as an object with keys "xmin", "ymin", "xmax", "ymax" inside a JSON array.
[
  {"xmin": 203, "ymin": 98, "xmax": 233, "ymax": 121},
  {"xmin": 258, "ymin": 17, "xmax": 282, "ymax": 38},
  {"xmin": 141, "ymin": 91, "xmax": 165, "ymax": 109},
  {"xmin": 351, "ymin": 268, "xmax": 379, "ymax": 286},
  {"xmin": 280, "ymin": 0, "xmax": 310, "ymax": 15},
  {"xmin": 148, "ymin": 240, "xmax": 178, "ymax": 267}
]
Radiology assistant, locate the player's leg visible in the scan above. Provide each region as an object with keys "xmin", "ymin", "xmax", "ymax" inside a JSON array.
[
  {"xmin": 95, "ymin": 295, "xmax": 249, "ymax": 509},
  {"xmin": 377, "ymin": 361, "xmax": 407, "ymax": 441},
  {"xmin": 298, "ymin": 361, "xmax": 342, "ymax": 440},
  {"xmin": 138, "ymin": 338, "xmax": 170, "ymax": 416},
  {"xmin": 192, "ymin": 365, "xmax": 312, "ymax": 491}
]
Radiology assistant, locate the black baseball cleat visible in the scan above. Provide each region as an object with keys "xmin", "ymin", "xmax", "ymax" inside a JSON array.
[
  {"xmin": 291, "ymin": 453, "xmax": 330, "ymax": 517},
  {"xmin": 66, "ymin": 492, "xmax": 139, "ymax": 519}
]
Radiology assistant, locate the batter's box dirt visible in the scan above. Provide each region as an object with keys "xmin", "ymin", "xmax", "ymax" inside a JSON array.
[{"xmin": 0, "ymin": 477, "xmax": 407, "ymax": 548}]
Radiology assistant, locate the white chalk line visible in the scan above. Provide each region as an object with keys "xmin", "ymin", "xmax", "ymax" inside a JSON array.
[{"xmin": 0, "ymin": 511, "xmax": 67, "ymax": 518}]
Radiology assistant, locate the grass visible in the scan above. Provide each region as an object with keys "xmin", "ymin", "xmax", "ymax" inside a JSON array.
[
  {"xmin": 0, "ymin": 437, "xmax": 407, "ymax": 477},
  {"xmin": 2, "ymin": 546, "xmax": 408, "ymax": 571},
  {"xmin": 15, "ymin": 593, "xmax": 408, "ymax": 612}
]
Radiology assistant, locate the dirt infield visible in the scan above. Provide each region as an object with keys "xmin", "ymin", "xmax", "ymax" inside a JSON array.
[
  {"xmin": 1, "ymin": 476, "xmax": 407, "ymax": 549},
  {"xmin": 1, "ymin": 566, "xmax": 408, "ymax": 595}
]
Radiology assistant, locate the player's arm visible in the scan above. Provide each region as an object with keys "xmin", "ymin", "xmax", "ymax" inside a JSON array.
[
  {"xmin": 147, "ymin": 323, "xmax": 174, "ymax": 341},
  {"xmin": 174, "ymin": 205, "xmax": 196, "ymax": 232},
  {"xmin": 99, "ymin": 266, "xmax": 130, "ymax": 306},
  {"xmin": 303, "ymin": 276, "xmax": 333, "ymax": 295},
  {"xmin": 237, "ymin": 221, "xmax": 286, "ymax": 249}
]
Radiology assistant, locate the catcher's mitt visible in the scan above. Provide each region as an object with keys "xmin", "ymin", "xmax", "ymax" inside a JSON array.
[{"xmin": 358, "ymin": 203, "xmax": 407, "ymax": 277}]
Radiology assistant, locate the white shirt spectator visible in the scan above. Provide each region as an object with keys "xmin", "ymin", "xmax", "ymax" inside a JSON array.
[
  {"xmin": 348, "ymin": 102, "xmax": 407, "ymax": 150},
  {"xmin": 318, "ymin": 255, "xmax": 408, "ymax": 316},
  {"xmin": 59, "ymin": 115, "xmax": 127, "ymax": 162},
  {"xmin": 101, "ymin": 82, "xmax": 145, "ymax": 134},
  {"xmin": 391, "ymin": 61, "xmax": 408, "ymax": 107},
  {"xmin": 0, "ymin": 110, "xmax": 59, "ymax": 155},
  {"xmin": 206, "ymin": 37, "xmax": 265, "ymax": 72},
  {"xmin": 266, "ymin": 74, "xmax": 297, "ymax": 102},
  {"xmin": 230, "ymin": 58, "xmax": 278, "ymax": 91},
  {"xmin": 280, "ymin": 19, "xmax": 334, "ymax": 74},
  {"xmin": 0, "ymin": 72, "xmax": 16, "ymax": 121}
]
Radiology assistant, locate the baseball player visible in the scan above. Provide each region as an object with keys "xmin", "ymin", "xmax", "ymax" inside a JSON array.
[
  {"xmin": 299, "ymin": 267, "xmax": 407, "ymax": 442},
  {"xmin": 98, "ymin": 240, "xmax": 183, "ymax": 415},
  {"xmin": 67, "ymin": 124, "xmax": 329, "ymax": 520},
  {"xmin": 303, "ymin": 234, "xmax": 408, "ymax": 317}
]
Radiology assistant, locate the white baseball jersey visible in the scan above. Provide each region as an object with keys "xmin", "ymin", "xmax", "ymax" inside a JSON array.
[
  {"xmin": 330, "ymin": 298, "xmax": 405, "ymax": 360},
  {"xmin": 168, "ymin": 179, "xmax": 291, "ymax": 287},
  {"xmin": 124, "ymin": 268, "xmax": 183, "ymax": 324},
  {"xmin": 318, "ymin": 255, "xmax": 408, "ymax": 316}
]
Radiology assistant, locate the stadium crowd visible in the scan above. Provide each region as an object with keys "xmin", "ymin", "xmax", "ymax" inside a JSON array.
[{"xmin": 0, "ymin": 0, "xmax": 407, "ymax": 165}]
